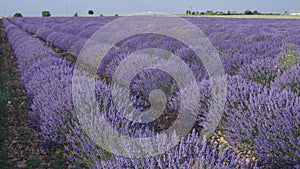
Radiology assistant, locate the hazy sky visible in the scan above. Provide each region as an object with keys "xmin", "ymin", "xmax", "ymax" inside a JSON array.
[{"xmin": 0, "ymin": 0, "xmax": 299, "ymax": 16}]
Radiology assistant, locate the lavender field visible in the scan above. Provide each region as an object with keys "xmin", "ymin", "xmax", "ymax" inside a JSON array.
[{"xmin": 1, "ymin": 16, "xmax": 299, "ymax": 168}]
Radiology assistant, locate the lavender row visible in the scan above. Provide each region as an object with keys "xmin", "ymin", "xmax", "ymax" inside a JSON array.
[
  {"xmin": 2, "ymin": 18, "xmax": 104, "ymax": 166},
  {"xmin": 8, "ymin": 18, "xmax": 89, "ymax": 55},
  {"xmin": 185, "ymin": 17, "xmax": 300, "ymax": 75},
  {"xmin": 9, "ymin": 17, "xmax": 117, "ymax": 38},
  {"xmin": 3, "ymin": 18, "xmax": 257, "ymax": 168},
  {"xmin": 4, "ymin": 16, "xmax": 300, "ymax": 168},
  {"xmin": 10, "ymin": 17, "xmax": 300, "ymax": 77},
  {"xmin": 8, "ymin": 17, "xmax": 117, "ymax": 55}
]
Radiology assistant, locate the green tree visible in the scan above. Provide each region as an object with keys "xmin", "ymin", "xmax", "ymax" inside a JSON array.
[
  {"xmin": 219, "ymin": 11, "xmax": 225, "ymax": 15},
  {"xmin": 74, "ymin": 12, "xmax": 78, "ymax": 17},
  {"xmin": 253, "ymin": 10, "xmax": 260, "ymax": 15},
  {"xmin": 244, "ymin": 9, "xmax": 253, "ymax": 15},
  {"xmin": 88, "ymin": 10, "xmax": 94, "ymax": 15},
  {"xmin": 42, "ymin": 11, "xmax": 51, "ymax": 17},
  {"xmin": 186, "ymin": 10, "xmax": 191, "ymax": 15},
  {"xmin": 13, "ymin": 13, "xmax": 23, "ymax": 17},
  {"xmin": 206, "ymin": 10, "xmax": 214, "ymax": 15}
]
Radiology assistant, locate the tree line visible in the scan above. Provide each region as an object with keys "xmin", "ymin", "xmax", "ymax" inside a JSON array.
[
  {"xmin": 11, "ymin": 9, "xmax": 279, "ymax": 17},
  {"xmin": 12, "ymin": 10, "xmax": 117, "ymax": 17},
  {"xmin": 185, "ymin": 9, "xmax": 264, "ymax": 16}
]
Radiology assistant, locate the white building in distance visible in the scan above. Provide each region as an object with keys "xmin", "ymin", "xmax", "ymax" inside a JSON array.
[{"xmin": 287, "ymin": 10, "xmax": 300, "ymax": 16}]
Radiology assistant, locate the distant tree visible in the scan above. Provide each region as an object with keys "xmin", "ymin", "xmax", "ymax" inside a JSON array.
[
  {"xmin": 74, "ymin": 12, "xmax": 78, "ymax": 17},
  {"xmin": 206, "ymin": 10, "xmax": 214, "ymax": 15},
  {"xmin": 244, "ymin": 9, "xmax": 253, "ymax": 15},
  {"xmin": 219, "ymin": 11, "xmax": 225, "ymax": 15},
  {"xmin": 100, "ymin": 14, "xmax": 103, "ymax": 17},
  {"xmin": 253, "ymin": 10, "xmax": 260, "ymax": 15},
  {"xmin": 42, "ymin": 11, "xmax": 51, "ymax": 17},
  {"xmin": 227, "ymin": 11, "xmax": 232, "ymax": 15},
  {"xmin": 186, "ymin": 10, "xmax": 191, "ymax": 15},
  {"xmin": 88, "ymin": 10, "xmax": 94, "ymax": 15},
  {"xmin": 191, "ymin": 11, "xmax": 196, "ymax": 15},
  {"xmin": 200, "ymin": 12, "xmax": 205, "ymax": 15},
  {"xmin": 214, "ymin": 11, "xmax": 221, "ymax": 15},
  {"xmin": 13, "ymin": 13, "xmax": 23, "ymax": 17},
  {"xmin": 115, "ymin": 14, "xmax": 118, "ymax": 16}
]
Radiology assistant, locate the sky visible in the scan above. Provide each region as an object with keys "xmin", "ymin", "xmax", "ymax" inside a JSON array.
[{"xmin": 0, "ymin": 0, "xmax": 299, "ymax": 16}]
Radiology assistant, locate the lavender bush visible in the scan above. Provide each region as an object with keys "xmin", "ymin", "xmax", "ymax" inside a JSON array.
[
  {"xmin": 239, "ymin": 57, "xmax": 280, "ymax": 87},
  {"xmin": 272, "ymin": 64, "xmax": 300, "ymax": 96},
  {"xmin": 221, "ymin": 76, "xmax": 300, "ymax": 168}
]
